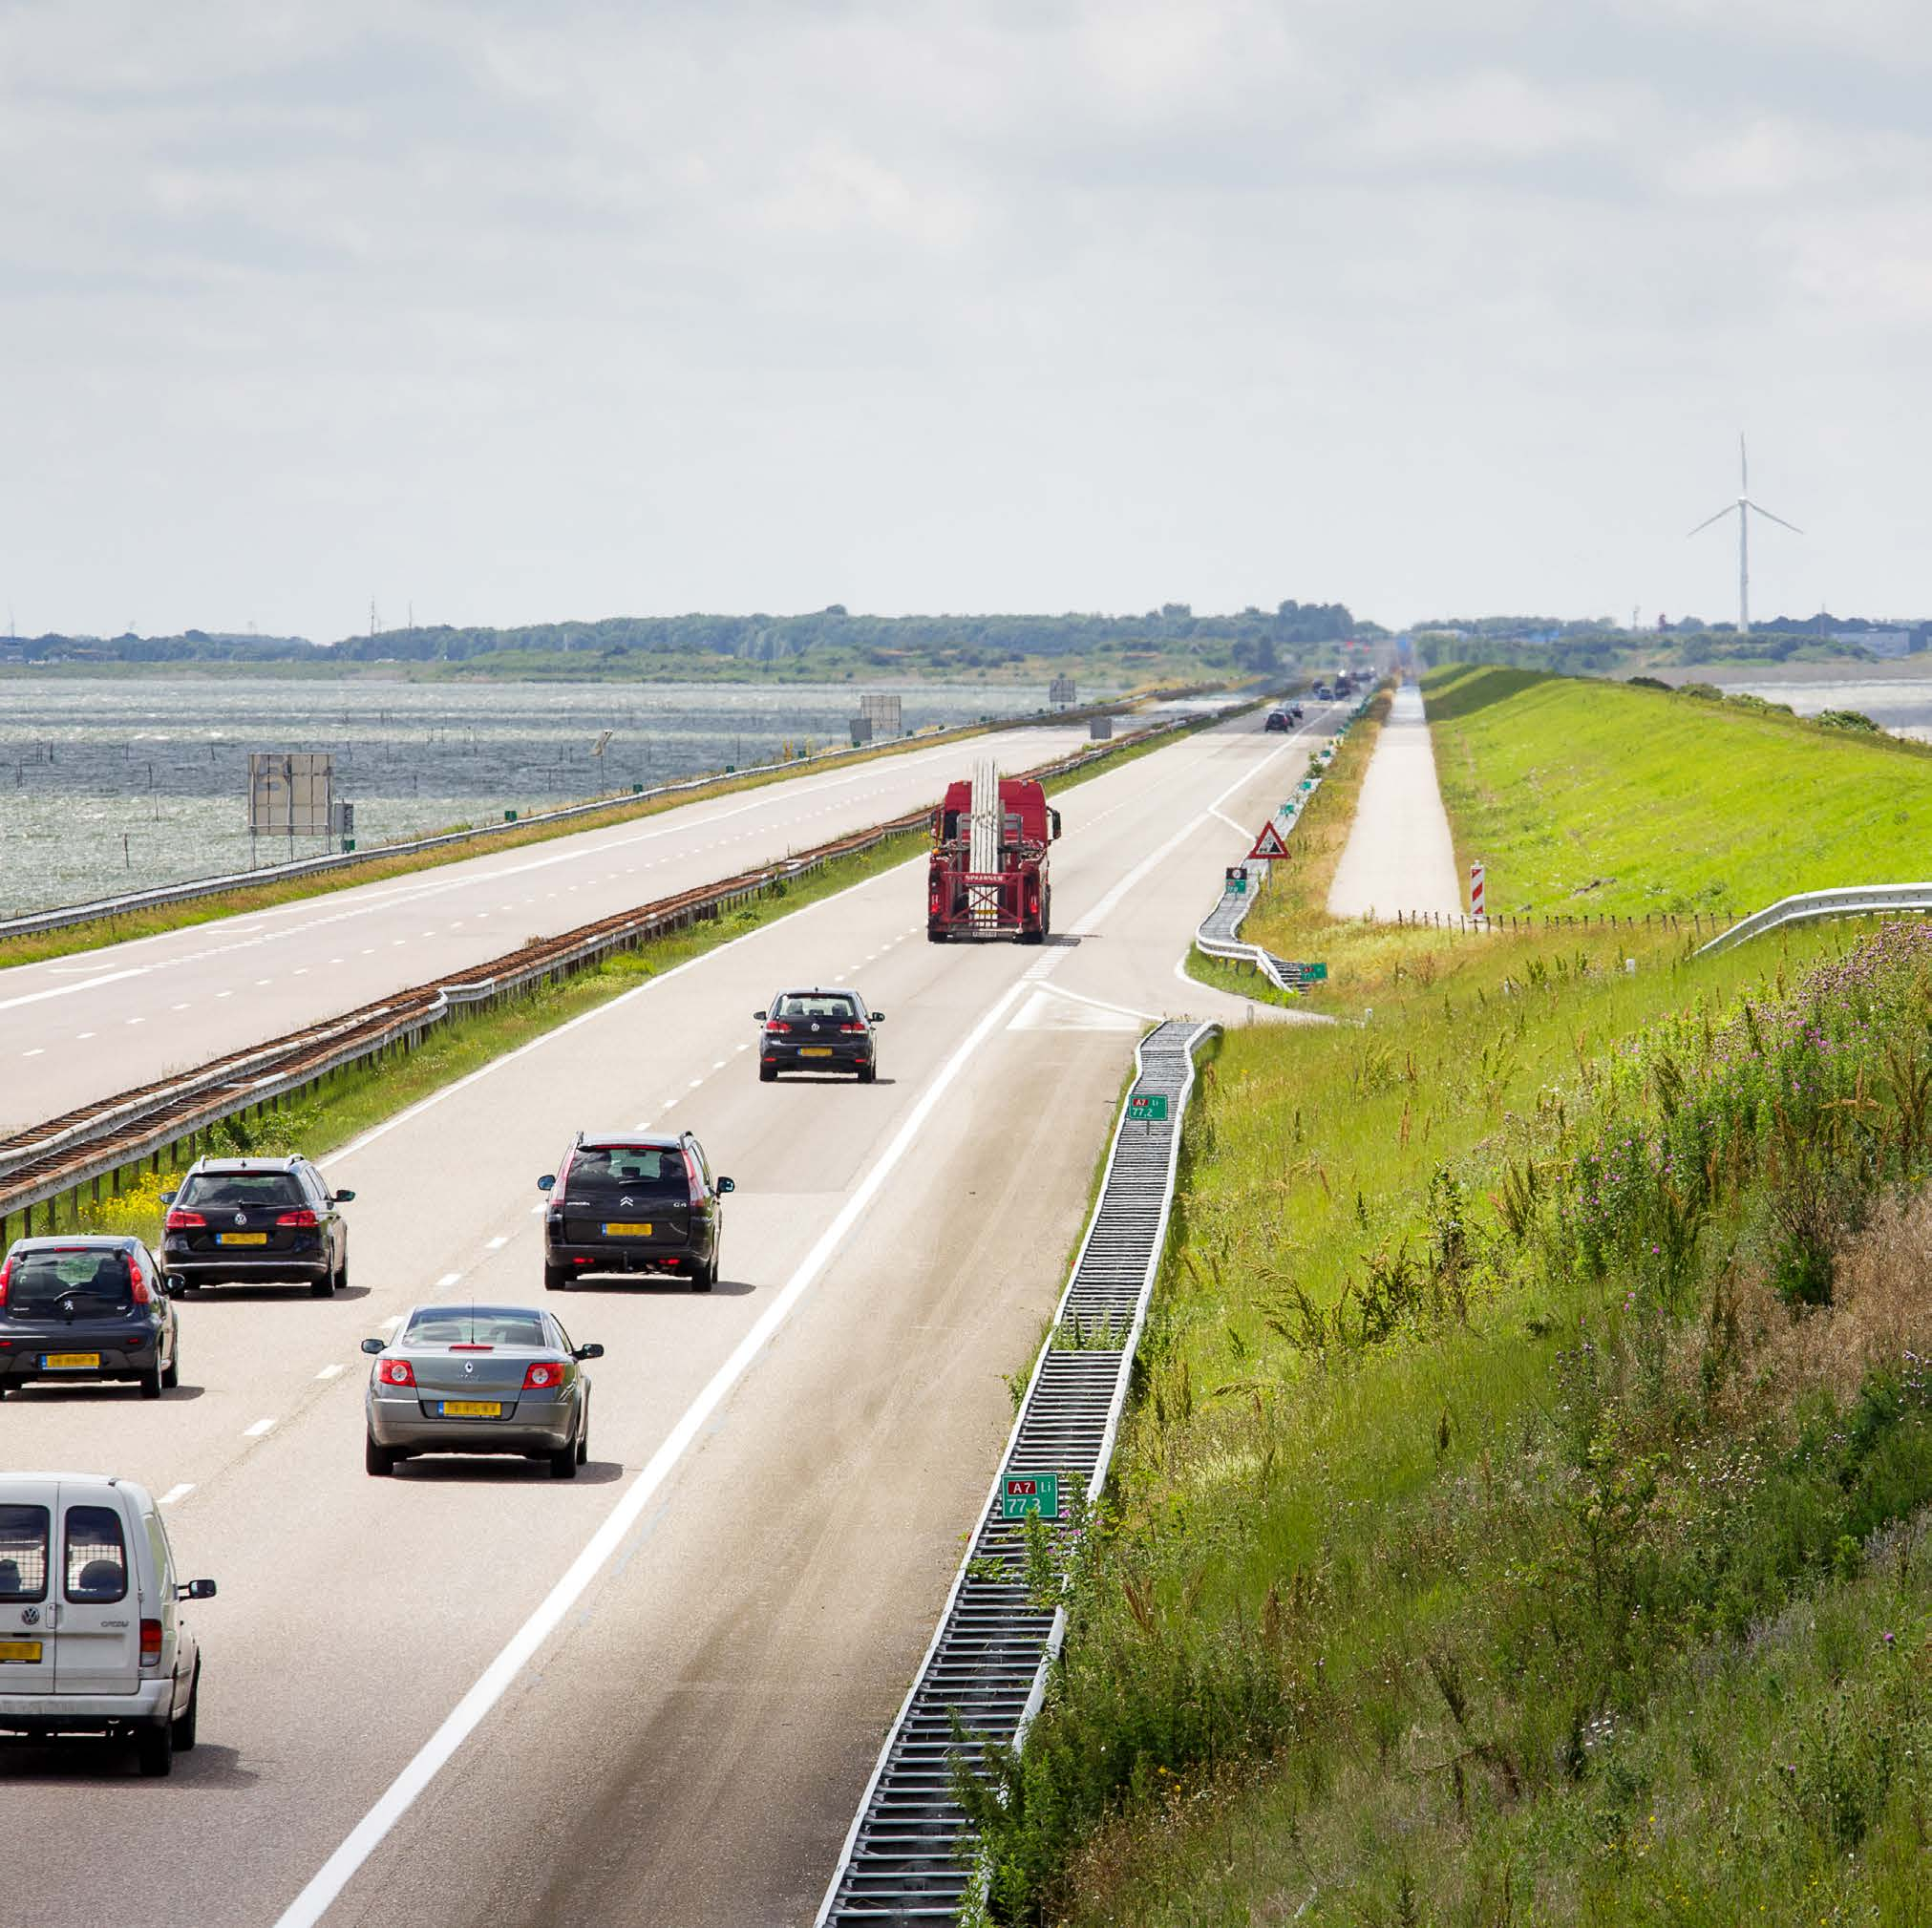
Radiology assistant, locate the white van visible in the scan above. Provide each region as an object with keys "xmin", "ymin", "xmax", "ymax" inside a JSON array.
[{"xmin": 0, "ymin": 1472, "xmax": 215, "ymax": 1776}]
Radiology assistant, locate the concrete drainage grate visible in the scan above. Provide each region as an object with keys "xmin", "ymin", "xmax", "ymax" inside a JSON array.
[{"xmin": 816, "ymin": 1018, "xmax": 1217, "ymax": 1926}]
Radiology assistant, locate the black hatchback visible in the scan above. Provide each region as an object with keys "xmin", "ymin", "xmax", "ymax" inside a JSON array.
[
  {"xmin": 160, "ymin": 1155, "xmax": 354, "ymax": 1297},
  {"xmin": 755, "ymin": 987, "xmax": 885, "ymax": 1083},
  {"xmin": 0, "ymin": 1237, "xmax": 180, "ymax": 1399},
  {"xmin": 541, "ymin": 1133, "xmax": 733, "ymax": 1293}
]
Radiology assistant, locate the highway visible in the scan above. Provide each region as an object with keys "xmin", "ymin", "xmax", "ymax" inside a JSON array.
[
  {"xmin": 0, "ymin": 704, "xmax": 1335, "ymax": 1927},
  {"xmin": 0, "ymin": 719, "xmax": 1106, "ymax": 1133}
]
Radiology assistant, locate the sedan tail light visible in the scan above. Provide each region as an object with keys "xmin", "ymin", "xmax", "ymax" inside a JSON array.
[
  {"xmin": 275, "ymin": 1209, "xmax": 318, "ymax": 1228},
  {"xmin": 449, "ymin": 1343, "xmax": 494, "ymax": 1351},
  {"xmin": 377, "ymin": 1358, "xmax": 416, "ymax": 1387},
  {"xmin": 0, "ymin": 1257, "xmax": 10, "ymax": 1307},
  {"xmin": 763, "ymin": 1020, "xmax": 792, "ymax": 1034},
  {"xmin": 839, "ymin": 1022, "xmax": 865, "ymax": 1033},
  {"xmin": 522, "ymin": 1362, "xmax": 562, "ymax": 1389},
  {"xmin": 139, "ymin": 1620, "xmax": 163, "ymax": 1665},
  {"xmin": 164, "ymin": 1209, "xmax": 206, "ymax": 1231}
]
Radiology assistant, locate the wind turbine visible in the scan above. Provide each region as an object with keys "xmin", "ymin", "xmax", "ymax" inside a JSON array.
[{"xmin": 1688, "ymin": 434, "xmax": 1801, "ymax": 634}]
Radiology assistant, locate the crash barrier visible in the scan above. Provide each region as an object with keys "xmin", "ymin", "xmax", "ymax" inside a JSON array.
[
  {"xmin": 815, "ymin": 1018, "xmax": 1217, "ymax": 1926},
  {"xmin": 0, "ymin": 687, "xmax": 1232, "ymax": 943},
  {"xmin": 0, "ymin": 709, "xmax": 1242, "ymax": 1242},
  {"xmin": 1693, "ymin": 881, "xmax": 1932, "ymax": 957}
]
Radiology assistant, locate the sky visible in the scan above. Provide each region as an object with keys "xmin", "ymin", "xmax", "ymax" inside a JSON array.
[{"xmin": 4, "ymin": 0, "xmax": 1930, "ymax": 641}]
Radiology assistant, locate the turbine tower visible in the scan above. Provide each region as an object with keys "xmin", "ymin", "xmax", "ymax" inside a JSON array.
[{"xmin": 1688, "ymin": 434, "xmax": 1801, "ymax": 634}]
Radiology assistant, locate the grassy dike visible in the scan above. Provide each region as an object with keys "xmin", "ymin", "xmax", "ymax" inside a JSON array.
[{"xmin": 964, "ymin": 675, "xmax": 1932, "ymax": 1925}]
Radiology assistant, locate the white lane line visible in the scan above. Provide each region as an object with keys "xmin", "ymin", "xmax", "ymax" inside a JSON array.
[
  {"xmin": 361, "ymin": 947, "xmax": 375, "ymax": 955},
  {"xmin": 486, "ymin": 1235, "xmax": 508, "ymax": 1250},
  {"xmin": 294, "ymin": 967, "xmax": 309, "ymax": 977},
  {"xmin": 632, "ymin": 1121, "xmax": 652, "ymax": 1132},
  {"xmin": 435, "ymin": 1271, "xmax": 462, "ymax": 1288},
  {"xmin": 171, "ymin": 1003, "xmax": 190, "ymax": 1010},
  {"xmin": 329, "ymin": 957, "xmax": 344, "ymax": 964},
  {"xmin": 711, "ymin": 1059, "xmax": 726, "ymax": 1070},
  {"xmin": 159, "ymin": 1483, "xmax": 195, "ymax": 1506},
  {"xmin": 75, "ymin": 1030, "xmax": 96, "ymax": 1040},
  {"xmin": 687, "ymin": 1077, "xmax": 703, "ymax": 1089},
  {"xmin": 125, "ymin": 1016, "xmax": 145, "ymax": 1026},
  {"xmin": 381, "ymin": 1314, "xmax": 404, "ymax": 1329},
  {"xmin": 316, "ymin": 1364, "xmax": 345, "ymax": 1381},
  {"xmin": 272, "ymin": 966, "xmax": 1038, "ymax": 1928},
  {"xmin": 528, "ymin": 1203, "xmax": 545, "ymax": 1216},
  {"xmin": 734, "ymin": 1042, "xmax": 750, "ymax": 1052},
  {"xmin": 243, "ymin": 1417, "xmax": 277, "ymax": 1438},
  {"xmin": 255, "ymin": 977, "xmax": 272, "ymax": 985},
  {"xmin": 22, "ymin": 1048, "xmax": 43, "ymax": 1057},
  {"xmin": 216, "ymin": 988, "xmax": 233, "ymax": 998},
  {"xmin": 0, "ymin": 964, "xmax": 149, "ymax": 1014}
]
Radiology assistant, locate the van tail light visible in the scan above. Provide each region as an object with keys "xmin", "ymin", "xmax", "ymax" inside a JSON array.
[
  {"xmin": 0, "ymin": 1258, "xmax": 10, "ymax": 1307},
  {"xmin": 377, "ymin": 1359, "xmax": 416, "ymax": 1387},
  {"xmin": 164, "ymin": 1209, "xmax": 206, "ymax": 1230},
  {"xmin": 522, "ymin": 1362, "xmax": 561, "ymax": 1389},
  {"xmin": 128, "ymin": 1260, "xmax": 152, "ymax": 1306},
  {"xmin": 139, "ymin": 1620, "xmax": 163, "ymax": 1666},
  {"xmin": 275, "ymin": 1209, "xmax": 318, "ymax": 1228}
]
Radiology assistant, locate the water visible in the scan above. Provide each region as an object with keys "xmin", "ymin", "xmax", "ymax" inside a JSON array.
[
  {"xmin": 1713, "ymin": 674, "xmax": 1932, "ymax": 742},
  {"xmin": 0, "ymin": 676, "xmax": 1097, "ymax": 916}
]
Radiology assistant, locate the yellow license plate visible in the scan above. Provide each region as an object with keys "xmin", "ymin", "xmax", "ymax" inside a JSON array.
[
  {"xmin": 799, "ymin": 1047, "xmax": 834, "ymax": 1057},
  {"xmin": 440, "ymin": 1400, "xmax": 502, "ymax": 1418},
  {"xmin": 603, "ymin": 1221, "xmax": 652, "ymax": 1237},
  {"xmin": 218, "ymin": 1232, "xmax": 269, "ymax": 1245},
  {"xmin": 43, "ymin": 1352, "xmax": 100, "ymax": 1370},
  {"xmin": 0, "ymin": 1641, "xmax": 42, "ymax": 1663}
]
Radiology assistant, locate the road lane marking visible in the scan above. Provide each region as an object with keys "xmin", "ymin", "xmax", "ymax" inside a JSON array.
[
  {"xmin": 159, "ymin": 1483, "xmax": 194, "ymax": 1505},
  {"xmin": 272, "ymin": 964, "xmax": 1040, "ymax": 1928},
  {"xmin": 381, "ymin": 1314, "xmax": 403, "ymax": 1329},
  {"xmin": 711, "ymin": 1059, "xmax": 726, "ymax": 1070},
  {"xmin": 486, "ymin": 1235, "xmax": 508, "ymax": 1250},
  {"xmin": 435, "ymin": 1271, "xmax": 462, "ymax": 1288},
  {"xmin": 243, "ymin": 1417, "xmax": 277, "ymax": 1437},
  {"xmin": 75, "ymin": 1030, "xmax": 96, "ymax": 1039},
  {"xmin": 22, "ymin": 1048, "xmax": 43, "ymax": 1057},
  {"xmin": 0, "ymin": 965, "xmax": 150, "ymax": 1014},
  {"xmin": 125, "ymin": 1016, "xmax": 145, "ymax": 1026},
  {"xmin": 316, "ymin": 1364, "xmax": 345, "ymax": 1381},
  {"xmin": 688, "ymin": 1076, "xmax": 702, "ymax": 1088}
]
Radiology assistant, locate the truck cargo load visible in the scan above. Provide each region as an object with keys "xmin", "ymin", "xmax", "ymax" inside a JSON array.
[{"xmin": 926, "ymin": 758, "xmax": 1060, "ymax": 943}]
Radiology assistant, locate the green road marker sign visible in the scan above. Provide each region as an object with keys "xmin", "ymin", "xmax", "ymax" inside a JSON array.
[
  {"xmin": 1127, "ymin": 1093, "xmax": 1170, "ymax": 1123},
  {"xmin": 1002, "ymin": 1473, "xmax": 1060, "ymax": 1520}
]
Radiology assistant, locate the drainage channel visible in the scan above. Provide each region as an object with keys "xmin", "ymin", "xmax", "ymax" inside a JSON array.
[{"xmin": 816, "ymin": 1016, "xmax": 1217, "ymax": 1925}]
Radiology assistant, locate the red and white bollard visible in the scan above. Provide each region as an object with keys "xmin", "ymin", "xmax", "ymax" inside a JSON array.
[{"xmin": 1470, "ymin": 859, "xmax": 1486, "ymax": 919}]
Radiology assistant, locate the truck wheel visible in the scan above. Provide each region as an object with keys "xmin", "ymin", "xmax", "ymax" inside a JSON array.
[{"xmin": 136, "ymin": 1719, "xmax": 174, "ymax": 1778}]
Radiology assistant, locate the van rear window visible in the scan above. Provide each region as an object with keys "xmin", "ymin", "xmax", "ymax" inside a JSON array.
[
  {"xmin": 179, "ymin": 1172, "xmax": 306, "ymax": 1211},
  {"xmin": 64, "ymin": 1506, "xmax": 128, "ymax": 1604},
  {"xmin": 565, "ymin": 1147, "xmax": 684, "ymax": 1197},
  {"xmin": 0, "ymin": 1505, "xmax": 49, "ymax": 1603}
]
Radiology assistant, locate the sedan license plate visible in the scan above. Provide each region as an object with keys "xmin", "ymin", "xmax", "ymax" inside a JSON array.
[
  {"xmin": 799, "ymin": 1047, "xmax": 834, "ymax": 1057},
  {"xmin": 603, "ymin": 1221, "xmax": 652, "ymax": 1237},
  {"xmin": 439, "ymin": 1400, "xmax": 502, "ymax": 1418},
  {"xmin": 0, "ymin": 1641, "xmax": 42, "ymax": 1663},
  {"xmin": 217, "ymin": 1232, "xmax": 268, "ymax": 1245},
  {"xmin": 42, "ymin": 1352, "xmax": 100, "ymax": 1370}
]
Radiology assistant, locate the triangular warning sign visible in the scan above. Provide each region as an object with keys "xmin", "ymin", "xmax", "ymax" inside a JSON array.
[{"xmin": 1247, "ymin": 819, "xmax": 1291, "ymax": 860}]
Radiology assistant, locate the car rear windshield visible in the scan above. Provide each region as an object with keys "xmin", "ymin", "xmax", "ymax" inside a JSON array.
[
  {"xmin": 0, "ymin": 1505, "xmax": 49, "ymax": 1603},
  {"xmin": 564, "ymin": 1146, "xmax": 686, "ymax": 1197},
  {"xmin": 6, "ymin": 1248, "xmax": 135, "ymax": 1313},
  {"xmin": 775, "ymin": 993, "xmax": 861, "ymax": 1021},
  {"xmin": 404, "ymin": 1308, "xmax": 550, "ymax": 1348},
  {"xmin": 179, "ymin": 1171, "xmax": 307, "ymax": 1211}
]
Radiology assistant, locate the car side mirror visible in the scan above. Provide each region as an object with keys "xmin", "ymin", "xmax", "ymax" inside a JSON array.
[
  {"xmin": 537, "ymin": 1174, "xmax": 555, "ymax": 1192},
  {"xmin": 574, "ymin": 1343, "xmax": 605, "ymax": 1361},
  {"xmin": 1049, "ymin": 809, "xmax": 1062, "ymax": 840},
  {"xmin": 159, "ymin": 1191, "xmax": 177, "ymax": 1205},
  {"xmin": 360, "ymin": 1337, "xmax": 386, "ymax": 1355},
  {"xmin": 716, "ymin": 1176, "xmax": 735, "ymax": 1194},
  {"xmin": 752, "ymin": 1010, "xmax": 767, "ymax": 1023},
  {"xmin": 182, "ymin": 1578, "xmax": 217, "ymax": 1600},
  {"xmin": 332, "ymin": 1189, "xmax": 355, "ymax": 1203},
  {"xmin": 869, "ymin": 1012, "xmax": 885, "ymax": 1024}
]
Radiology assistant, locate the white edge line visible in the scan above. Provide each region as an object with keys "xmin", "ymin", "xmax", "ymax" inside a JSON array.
[{"xmin": 272, "ymin": 969, "xmax": 1037, "ymax": 1928}]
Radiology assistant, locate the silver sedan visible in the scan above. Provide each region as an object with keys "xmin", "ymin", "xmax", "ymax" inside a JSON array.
[{"xmin": 362, "ymin": 1303, "xmax": 602, "ymax": 1479}]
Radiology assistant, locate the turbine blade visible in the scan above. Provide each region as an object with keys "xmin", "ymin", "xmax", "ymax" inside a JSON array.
[
  {"xmin": 1748, "ymin": 502, "xmax": 1803, "ymax": 535},
  {"xmin": 1740, "ymin": 431, "xmax": 1749, "ymax": 494},
  {"xmin": 1688, "ymin": 503, "xmax": 1738, "ymax": 537}
]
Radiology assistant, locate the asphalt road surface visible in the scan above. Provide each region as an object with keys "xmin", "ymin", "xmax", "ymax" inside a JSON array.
[
  {"xmin": 0, "ymin": 703, "xmax": 1337, "ymax": 1928},
  {"xmin": 1327, "ymin": 680, "xmax": 1461, "ymax": 920},
  {"xmin": 0, "ymin": 721, "xmax": 1103, "ymax": 1133}
]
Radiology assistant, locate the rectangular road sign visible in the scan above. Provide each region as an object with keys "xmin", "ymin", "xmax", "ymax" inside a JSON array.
[
  {"xmin": 1127, "ymin": 1093, "xmax": 1169, "ymax": 1123},
  {"xmin": 1002, "ymin": 1473, "xmax": 1060, "ymax": 1520}
]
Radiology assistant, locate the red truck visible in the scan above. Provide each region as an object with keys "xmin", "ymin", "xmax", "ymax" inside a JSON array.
[{"xmin": 926, "ymin": 760, "xmax": 1061, "ymax": 943}]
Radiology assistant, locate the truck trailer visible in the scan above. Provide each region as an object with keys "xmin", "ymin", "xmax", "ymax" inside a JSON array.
[{"xmin": 926, "ymin": 758, "xmax": 1060, "ymax": 943}]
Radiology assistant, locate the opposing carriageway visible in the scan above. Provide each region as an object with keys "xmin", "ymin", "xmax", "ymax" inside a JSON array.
[{"xmin": 0, "ymin": 705, "xmax": 1325, "ymax": 1928}]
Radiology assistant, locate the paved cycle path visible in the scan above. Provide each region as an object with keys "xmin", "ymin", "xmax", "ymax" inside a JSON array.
[{"xmin": 1327, "ymin": 681, "xmax": 1463, "ymax": 920}]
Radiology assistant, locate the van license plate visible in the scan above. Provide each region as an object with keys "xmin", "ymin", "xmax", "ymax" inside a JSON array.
[
  {"xmin": 799, "ymin": 1047, "xmax": 834, "ymax": 1057},
  {"xmin": 218, "ymin": 1232, "xmax": 268, "ymax": 1245},
  {"xmin": 440, "ymin": 1400, "xmax": 502, "ymax": 1418},
  {"xmin": 0, "ymin": 1641, "xmax": 42, "ymax": 1663},
  {"xmin": 43, "ymin": 1353, "xmax": 100, "ymax": 1370},
  {"xmin": 603, "ymin": 1222, "xmax": 651, "ymax": 1237}
]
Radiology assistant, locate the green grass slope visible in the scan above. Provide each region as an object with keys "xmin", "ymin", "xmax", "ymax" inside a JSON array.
[{"xmin": 1426, "ymin": 665, "xmax": 1932, "ymax": 919}]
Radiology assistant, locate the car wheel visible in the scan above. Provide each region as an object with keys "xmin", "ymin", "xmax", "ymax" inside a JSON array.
[
  {"xmin": 365, "ymin": 1433, "xmax": 396, "ymax": 1477},
  {"xmin": 549, "ymin": 1438, "xmax": 579, "ymax": 1479},
  {"xmin": 172, "ymin": 1663, "xmax": 200, "ymax": 1751},
  {"xmin": 858, "ymin": 1063, "xmax": 877, "ymax": 1084},
  {"xmin": 161, "ymin": 1346, "xmax": 180, "ymax": 1391},
  {"xmin": 543, "ymin": 1262, "xmax": 568, "ymax": 1292},
  {"xmin": 691, "ymin": 1245, "xmax": 717, "ymax": 1293},
  {"xmin": 335, "ymin": 1253, "xmax": 350, "ymax": 1294},
  {"xmin": 135, "ymin": 1718, "xmax": 174, "ymax": 1778},
  {"xmin": 758, "ymin": 1064, "xmax": 776, "ymax": 1083},
  {"xmin": 310, "ymin": 1266, "xmax": 333, "ymax": 1298},
  {"xmin": 140, "ymin": 1360, "xmax": 163, "ymax": 1401},
  {"xmin": 576, "ymin": 1401, "xmax": 589, "ymax": 1466}
]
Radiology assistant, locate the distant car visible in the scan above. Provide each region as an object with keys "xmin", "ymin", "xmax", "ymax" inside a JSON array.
[
  {"xmin": 1312, "ymin": 683, "xmax": 1333, "ymax": 701},
  {"xmin": 160, "ymin": 1155, "xmax": 353, "ymax": 1298},
  {"xmin": 362, "ymin": 1303, "xmax": 602, "ymax": 1478},
  {"xmin": 539, "ymin": 1133, "xmax": 733, "ymax": 1292},
  {"xmin": 1263, "ymin": 709, "xmax": 1291, "ymax": 732},
  {"xmin": 0, "ymin": 1471, "xmax": 216, "ymax": 1775},
  {"xmin": 0, "ymin": 1237, "xmax": 180, "ymax": 1400},
  {"xmin": 755, "ymin": 987, "xmax": 884, "ymax": 1082}
]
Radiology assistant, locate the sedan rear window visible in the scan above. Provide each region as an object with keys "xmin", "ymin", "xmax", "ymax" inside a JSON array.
[
  {"xmin": 404, "ymin": 1309, "xmax": 549, "ymax": 1348},
  {"xmin": 0, "ymin": 1506, "xmax": 49, "ymax": 1603},
  {"xmin": 5, "ymin": 1249, "xmax": 134, "ymax": 1314},
  {"xmin": 775, "ymin": 994, "xmax": 861, "ymax": 1021},
  {"xmin": 179, "ymin": 1172, "xmax": 307, "ymax": 1211},
  {"xmin": 565, "ymin": 1146, "xmax": 685, "ymax": 1197}
]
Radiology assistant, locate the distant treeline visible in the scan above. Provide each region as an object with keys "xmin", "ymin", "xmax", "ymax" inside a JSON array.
[
  {"xmin": 10, "ymin": 600, "xmax": 1361, "ymax": 671},
  {"xmin": 1416, "ymin": 610, "xmax": 1929, "ymax": 677}
]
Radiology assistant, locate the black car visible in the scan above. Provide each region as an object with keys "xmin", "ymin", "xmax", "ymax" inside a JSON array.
[
  {"xmin": 0, "ymin": 1236, "xmax": 180, "ymax": 1399},
  {"xmin": 755, "ymin": 987, "xmax": 885, "ymax": 1082},
  {"xmin": 160, "ymin": 1155, "xmax": 354, "ymax": 1297},
  {"xmin": 540, "ymin": 1133, "xmax": 733, "ymax": 1293}
]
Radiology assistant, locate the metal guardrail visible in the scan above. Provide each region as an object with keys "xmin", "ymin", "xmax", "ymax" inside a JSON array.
[
  {"xmin": 816, "ymin": 1017, "xmax": 1217, "ymax": 1925},
  {"xmin": 1694, "ymin": 881, "xmax": 1932, "ymax": 957}
]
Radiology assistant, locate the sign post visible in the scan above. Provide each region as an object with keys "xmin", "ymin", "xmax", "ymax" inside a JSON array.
[
  {"xmin": 1470, "ymin": 859, "xmax": 1486, "ymax": 918},
  {"xmin": 1002, "ymin": 1473, "xmax": 1060, "ymax": 1520}
]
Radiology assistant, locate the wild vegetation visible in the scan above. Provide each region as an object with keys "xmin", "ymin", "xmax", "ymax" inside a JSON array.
[{"xmin": 965, "ymin": 672, "xmax": 1932, "ymax": 1924}]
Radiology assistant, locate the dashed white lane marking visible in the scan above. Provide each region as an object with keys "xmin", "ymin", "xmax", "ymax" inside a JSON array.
[
  {"xmin": 255, "ymin": 978, "xmax": 272, "ymax": 986},
  {"xmin": 435, "ymin": 1271, "xmax": 462, "ymax": 1288},
  {"xmin": 316, "ymin": 1364, "xmax": 345, "ymax": 1381},
  {"xmin": 632, "ymin": 1120, "xmax": 652, "ymax": 1131},
  {"xmin": 172, "ymin": 1003, "xmax": 190, "ymax": 1010},
  {"xmin": 381, "ymin": 1314, "xmax": 403, "ymax": 1329},
  {"xmin": 528, "ymin": 1203, "xmax": 545, "ymax": 1216},
  {"xmin": 294, "ymin": 967, "xmax": 309, "ymax": 976},
  {"xmin": 687, "ymin": 1076, "xmax": 702, "ymax": 1089},
  {"xmin": 215, "ymin": 989, "xmax": 233, "ymax": 998},
  {"xmin": 125, "ymin": 1016, "xmax": 144, "ymax": 1026},
  {"xmin": 486, "ymin": 1235, "xmax": 508, "ymax": 1250},
  {"xmin": 159, "ymin": 1483, "xmax": 195, "ymax": 1506},
  {"xmin": 244, "ymin": 1417, "xmax": 277, "ymax": 1438},
  {"xmin": 75, "ymin": 1031, "xmax": 96, "ymax": 1039},
  {"xmin": 361, "ymin": 948, "xmax": 375, "ymax": 955},
  {"xmin": 711, "ymin": 1058, "xmax": 726, "ymax": 1070},
  {"xmin": 22, "ymin": 1048, "xmax": 43, "ymax": 1057},
  {"xmin": 661, "ymin": 1096, "xmax": 678, "ymax": 1109},
  {"xmin": 329, "ymin": 957, "xmax": 344, "ymax": 964},
  {"xmin": 734, "ymin": 1042, "xmax": 751, "ymax": 1052}
]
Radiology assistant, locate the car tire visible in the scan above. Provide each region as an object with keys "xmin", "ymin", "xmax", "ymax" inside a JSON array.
[
  {"xmin": 173, "ymin": 1663, "xmax": 200, "ymax": 1751},
  {"xmin": 140, "ymin": 1360, "xmax": 163, "ymax": 1400},
  {"xmin": 858, "ymin": 1063, "xmax": 877, "ymax": 1084},
  {"xmin": 758, "ymin": 1064, "xmax": 776, "ymax": 1083},
  {"xmin": 691, "ymin": 1245, "xmax": 717, "ymax": 1294},
  {"xmin": 335, "ymin": 1253, "xmax": 350, "ymax": 1294},
  {"xmin": 543, "ymin": 1262, "xmax": 568, "ymax": 1292},
  {"xmin": 136, "ymin": 1718, "xmax": 174, "ymax": 1778},
  {"xmin": 365, "ymin": 1434, "xmax": 396, "ymax": 1477},
  {"xmin": 576, "ymin": 1399, "xmax": 590, "ymax": 1466},
  {"xmin": 310, "ymin": 1266, "xmax": 333, "ymax": 1298},
  {"xmin": 161, "ymin": 1347, "xmax": 180, "ymax": 1391},
  {"xmin": 549, "ymin": 1439, "xmax": 579, "ymax": 1479}
]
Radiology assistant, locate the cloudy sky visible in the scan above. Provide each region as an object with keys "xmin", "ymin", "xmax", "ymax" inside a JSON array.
[{"xmin": 4, "ymin": 0, "xmax": 1928, "ymax": 640}]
